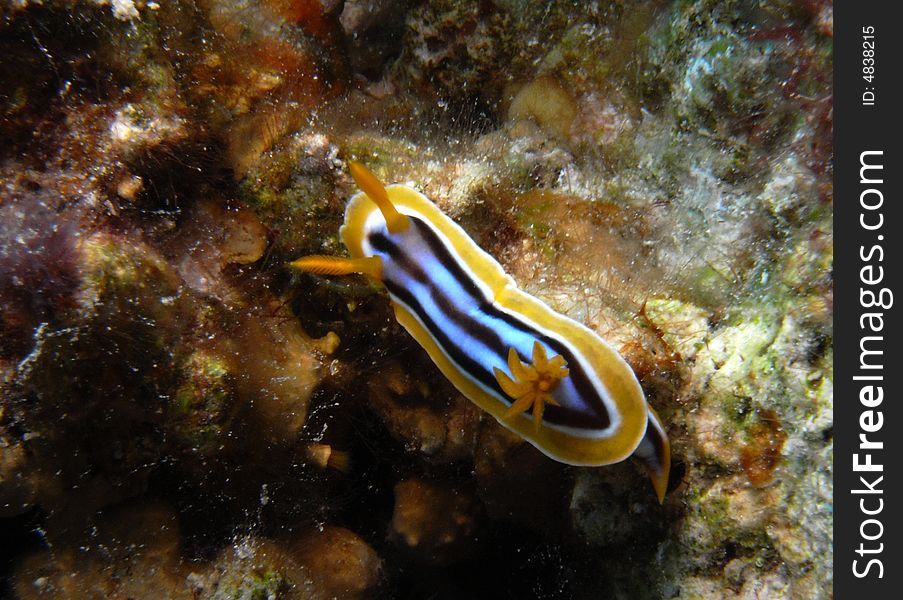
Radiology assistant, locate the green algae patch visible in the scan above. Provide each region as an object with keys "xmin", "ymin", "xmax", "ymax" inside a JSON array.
[{"xmin": 169, "ymin": 350, "xmax": 237, "ymax": 456}]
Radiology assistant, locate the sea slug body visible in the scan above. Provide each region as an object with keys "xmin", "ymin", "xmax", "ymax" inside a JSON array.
[{"xmin": 293, "ymin": 161, "xmax": 670, "ymax": 502}]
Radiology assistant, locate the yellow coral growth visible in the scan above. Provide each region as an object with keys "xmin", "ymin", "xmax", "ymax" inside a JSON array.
[{"xmin": 507, "ymin": 75, "xmax": 577, "ymax": 140}]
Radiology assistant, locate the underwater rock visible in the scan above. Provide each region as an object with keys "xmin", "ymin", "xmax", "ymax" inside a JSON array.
[
  {"xmin": 393, "ymin": 0, "xmax": 516, "ymax": 101},
  {"xmin": 107, "ymin": 102, "xmax": 189, "ymax": 165},
  {"xmin": 194, "ymin": 537, "xmax": 313, "ymax": 599},
  {"xmin": 472, "ymin": 419, "xmax": 571, "ymax": 537},
  {"xmin": 75, "ymin": 231, "xmax": 187, "ymax": 325},
  {"xmin": 0, "ymin": 431, "xmax": 36, "ymax": 518},
  {"xmin": 239, "ymin": 131, "xmax": 345, "ymax": 257},
  {"xmin": 196, "ymin": 529, "xmax": 381, "ymax": 600},
  {"xmin": 0, "ymin": 231, "xmax": 190, "ymax": 523},
  {"xmin": 13, "ymin": 503, "xmax": 188, "ymax": 600},
  {"xmin": 168, "ymin": 349, "xmax": 237, "ymax": 459},
  {"xmin": 184, "ymin": 0, "xmax": 347, "ymax": 176},
  {"xmin": 667, "ymin": 300, "xmax": 832, "ymax": 596},
  {"xmin": 290, "ymin": 526, "xmax": 382, "ymax": 599},
  {"xmin": 390, "ymin": 478, "xmax": 478, "ymax": 564},
  {"xmin": 340, "ymin": 0, "xmax": 412, "ymax": 78},
  {"xmin": 229, "ymin": 307, "xmax": 327, "ymax": 447},
  {"xmin": 168, "ymin": 199, "xmax": 269, "ymax": 301},
  {"xmin": 0, "ymin": 204, "xmax": 330, "ymax": 524},
  {"xmin": 0, "ymin": 189, "xmax": 83, "ymax": 359},
  {"xmin": 641, "ymin": 1, "xmax": 794, "ymax": 141},
  {"xmin": 569, "ymin": 466, "xmax": 666, "ymax": 548},
  {"xmin": 366, "ymin": 359, "xmax": 481, "ymax": 461},
  {"xmin": 506, "ymin": 75, "xmax": 577, "ymax": 142}
]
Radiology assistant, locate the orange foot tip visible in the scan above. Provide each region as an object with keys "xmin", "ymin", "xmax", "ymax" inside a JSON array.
[{"xmin": 493, "ymin": 341, "xmax": 569, "ymax": 430}]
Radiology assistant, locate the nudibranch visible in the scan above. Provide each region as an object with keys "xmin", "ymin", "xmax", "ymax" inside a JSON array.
[{"xmin": 292, "ymin": 161, "xmax": 671, "ymax": 502}]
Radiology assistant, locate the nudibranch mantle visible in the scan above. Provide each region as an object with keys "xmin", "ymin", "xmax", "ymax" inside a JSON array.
[{"xmin": 294, "ymin": 162, "xmax": 671, "ymax": 502}]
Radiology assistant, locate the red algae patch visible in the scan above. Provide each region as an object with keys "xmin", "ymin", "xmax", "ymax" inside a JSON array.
[{"xmin": 739, "ymin": 409, "xmax": 787, "ymax": 487}]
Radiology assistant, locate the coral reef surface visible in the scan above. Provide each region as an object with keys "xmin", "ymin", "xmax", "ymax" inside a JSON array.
[{"xmin": 1, "ymin": 0, "xmax": 832, "ymax": 598}]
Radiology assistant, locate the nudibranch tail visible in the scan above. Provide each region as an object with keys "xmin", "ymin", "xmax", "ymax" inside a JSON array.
[
  {"xmin": 632, "ymin": 407, "xmax": 671, "ymax": 503},
  {"xmin": 290, "ymin": 255, "xmax": 383, "ymax": 280},
  {"xmin": 347, "ymin": 160, "xmax": 410, "ymax": 234},
  {"xmin": 493, "ymin": 342, "xmax": 568, "ymax": 431}
]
